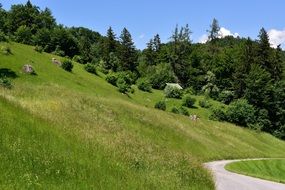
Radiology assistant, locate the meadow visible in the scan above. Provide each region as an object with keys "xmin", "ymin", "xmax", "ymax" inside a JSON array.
[{"xmin": 1, "ymin": 42, "xmax": 285, "ymax": 189}]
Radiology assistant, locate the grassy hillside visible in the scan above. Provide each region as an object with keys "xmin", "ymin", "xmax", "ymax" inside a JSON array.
[
  {"xmin": 1, "ymin": 42, "xmax": 285, "ymax": 189},
  {"xmin": 226, "ymin": 159, "xmax": 285, "ymax": 183}
]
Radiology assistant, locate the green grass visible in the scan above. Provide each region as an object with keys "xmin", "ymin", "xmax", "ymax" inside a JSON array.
[
  {"xmin": 225, "ymin": 159, "xmax": 285, "ymax": 184},
  {"xmin": 1, "ymin": 42, "xmax": 285, "ymax": 189}
]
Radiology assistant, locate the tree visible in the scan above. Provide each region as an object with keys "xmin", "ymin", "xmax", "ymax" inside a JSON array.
[
  {"xmin": 169, "ymin": 24, "xmax": 192, "ymax": 85},
  {"xmin": 119, "ymin": 28, "xmax": 137, "ymax": 71},
  {"xmin": 232, "ymin": 38, "xmax": 255, "ymax": 98},
  {"xmin": 207, "ymin": 18, "xmax": 220, "ymax": 41},
  {"xmin": 256, "ymin": 28, "xmax": 274, "ymax": 75},
  {"xmin": 102, "ymin": 27, "xmax": 117, "ymax": 69},
  {"xmin": 272, "ymin": 45, "xmax": 283, "ymax": 81},
  {"xmin": 245, "ymin": 64, "xmax": 272, "ymax": 109},
  {"xmin": 14, "ymin": 25, "xmax": 33, "ymax": 44}
]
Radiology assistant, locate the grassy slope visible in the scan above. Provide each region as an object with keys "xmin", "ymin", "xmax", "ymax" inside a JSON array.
[
  {"xmin": 1, "ymin": 42, "xmax": 285, "ymax": 189},
  {"xmin": 225, "ymin": 159, "xmax": 285, "ymax": 183}
]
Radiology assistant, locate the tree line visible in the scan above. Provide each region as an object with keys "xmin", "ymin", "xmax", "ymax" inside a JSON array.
[{"xmin": 0, "ymin": 1, "xmax": 285, "ymax": 139}]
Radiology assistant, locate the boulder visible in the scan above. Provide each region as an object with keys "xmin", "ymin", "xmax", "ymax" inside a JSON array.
[
  {"xmin": 22, "ymin": 64, "xmax": 34, "ymax": 74},
  {"xmin": 52, "ymin": 58, "xmax": 62, "ymax": 66}
]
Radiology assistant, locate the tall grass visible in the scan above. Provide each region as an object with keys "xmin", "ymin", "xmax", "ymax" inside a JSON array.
[{"xmin": 0, "ymin": 42, "xmax": 285, "ymax": 189}]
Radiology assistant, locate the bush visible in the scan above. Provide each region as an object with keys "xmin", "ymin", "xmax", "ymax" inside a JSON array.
[
  {"xmin": 0, "ymin": 31, "xmax": 7, "ymax": 42},
  {"xmin": 164, "ymin": 85, "xmax": 183, "ymax": 99},
  {"xmin": 210, "ymin": 99, "xmax": 256, "ymax": 127},
  {"xmin": 84, "ymin": 63, "xmax": 97, "ymax": 75},
  {"xmin": 1, "ymin": 46, "xmax": 12, "ymax": 55},
  {"xmin": 182, "ymin": 95, "xmax": 196, "ymax": 108},
  {"xmin": 171, "ymin": 107, "xmax": 180, "ymax": 114},
  {"xmin": 226, "ymin": 99, "xmax": 256, "ymax": 127},
  {"xmin": 179, "ymin": 106, "xmax": 190, "ymax": 116},
  {"xmin": 73, "ymin": 55, "xmax": 84, "ymax": 64},
  {"xmin": 0, "ymin": 76, "xmax": 12, "ymax": 89},
  {"xmin": 116, "ymin": 77, "xmax": 131, "ymax": 94},
  {"xmin": 218, "ymin": 90, "xmax": 234, "ymax": 104},
  {"xmin": 106, "ymin": 73, "xmax": 118, "ymax": 86},
  {"xmin": 199, "ymin": 99, "xmax": 212, "ymax": 108},
  {"xmin": 34, "ymin": 46, "xmax": 43, "ymax": 53},
  {"xmin": 137, "ymin": 78, "xmax": 152, "ymax": 92},
  {"xmin": 209, "ymin": 106, "xmax": 227, "ymax": 121},
  {"xmin": 155, "ymin": 101, "xmax": 166, "ymax": 111},
  {"xmin": 61, "ymin": 59, "xmax": 73, "ymax": 72}
]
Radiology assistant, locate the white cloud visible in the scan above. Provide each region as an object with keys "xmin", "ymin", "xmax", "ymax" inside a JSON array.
[
  {"xmin": 268, "ymin": 28, "xmax": 285, "ymax": 48},
  {"xmin": 139, "ymin": 34, "xmax": 145, "ymax": 39},
  {"xmin": 218, "ymin": 27, "xmax": 239, "ymax": 38},
  {"xmin": 198, "ymin": 34, "xmax": 208, "ymax": 44},
  {"xmin": 198, "ymin": 27, "xmax": 239, "ymax": 43}
]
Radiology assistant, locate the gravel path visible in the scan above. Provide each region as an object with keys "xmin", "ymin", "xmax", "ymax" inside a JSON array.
[{"xmin": 204, "ymin": 159, "xmax": 285, "ymax": 190}]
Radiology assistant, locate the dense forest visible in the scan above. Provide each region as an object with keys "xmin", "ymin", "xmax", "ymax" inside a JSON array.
[{"xmin": 1, "ymin": 1, "xmax": 285, "ymax": 139}]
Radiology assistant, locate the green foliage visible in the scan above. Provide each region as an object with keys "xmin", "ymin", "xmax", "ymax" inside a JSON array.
[
  {"xmin": 116, "ymin": 77, "xmax": 131, "ymax": 93},
  {"xmin": 0, "ymin": 76, "xmax": 12, "ymax": 89},
  {"xmin": 14, "ymin": 25, "xmax": 32, "ymax": 44},
  {"xmin": 137, "ymin": 78, "xmax": 152, "ymax": 92},
  {"xmin": 61, "ymin": 59, "xmax": 73, "ymax": 72},
  {"xmin": 210, "ymin": 99, "xmax": 256, "ymax": 127},
  {"xmin": 154, "ymin": 100, "xmax": 166, "ymax": 111},
  {"xmin": 34, "ymin": 45, "xmax": 43, "ymax": 53},
  {"xmin": 199, "ymin": 99, "xmax": 212, "ymax": 108},
  {"xmin": 182, "ymin": 94, "xmax": 196, "ymax": 108},
  {"xmin": 210, "ymin": 106, "xmax": 227, "ymax": 121},
  {"xmin": 171, "ymin": 107, "xmax": 180, "ymax": 114},
  {"xmin": 149, "ymin": 63, "xmax": 177, "ymax": 89},
  {"xmin": 84, "ymin": 63, "xmax": 97, "ymax": 75},
  {"xmin": 106, "ymin": 72, "xmax": 118, "ymax": 86},
  {"xmin": 226, "ymin": 99, "xmax": 256, "ymax": 127},
  {"xmin": 178, "ymin": 106, "xmax": 190, "ymax": 116},
  {"xmin": 0, "ymin": 45, "xmax": 12, "ymax": 55},
  {"xmin": 73, "ymin": 55, "xmax": 84, "ymax": 64},
  {"xmin": 218, "ymin": 90, "xmax": 234, "ymax": 104},
  {"xmin": 0, "ymin": 30, "xmax": 7, "ymax": 42},
  {"xmin": 164, "ymin": 85, "xmax": 183, "ymax": 99}
]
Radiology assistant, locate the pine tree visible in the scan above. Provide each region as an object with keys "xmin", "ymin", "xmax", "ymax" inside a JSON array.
[
  {"xmin": 232, "ymin": 38, "xmax": 255, "ymax": 98},
  {"xmin": 153, "ymin": 34, "xmax": 161, "ymax": 52},
  {"xmin": 102, "ymin": 27, "xmax": 117, "ymax": 70},
  {"xmin": 272, "ymin": 45, "xmax": 284, "ymax": 81},
  {"xmin": 207, "ymin": 18, "xmax": 220, "ymax": 41},
  {"xmin": 119, "ymin": 28, "xmax": 137, "ymax": 71},
  {"xmin": 256, "ymin": 28, "xmax": 273, "ymax": 74}
]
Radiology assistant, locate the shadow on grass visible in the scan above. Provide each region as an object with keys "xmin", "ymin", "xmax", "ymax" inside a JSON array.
[{"xmin": 0, "ymin": 68, "xmax": 18, "ymax": 78}]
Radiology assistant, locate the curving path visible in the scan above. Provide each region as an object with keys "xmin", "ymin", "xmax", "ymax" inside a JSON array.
[{"xmin": 204, "ymin": 159, "xmax": 285, "ymax": 190}]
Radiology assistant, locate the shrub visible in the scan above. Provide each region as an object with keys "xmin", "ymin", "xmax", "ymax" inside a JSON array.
[
  {"xmin": 137, "ymin": 78, "xmax": 152, "ymax": 92},
  {"xmin": 171, "ymin": 107, "xmax": 180, "ymax": 114},
  {"xmin": 218, "ymin": 90, "xmax": 234, "ymax": 104},
  {"xmin": 226, "ymin": 99, "xmax": 256, "ymax": 127},
  {"xmin": 199, "ymin": 99, "xmax": 212, "ymax": 108},
  {"xmin": 164, "ymin": 85, "xmax": 183, "ymax": 99},
  {"xmin": 182, "ymin": 95, "xmax": 196, "ymax": 108},
  {"xmin": 179, "ymin": 106, "xmax": 190, "ymax": 116},
  {"xmin": 155, "ymin": 100, "xmax": 166, "ymax": 111},
  {"xmin": 61, "ymin": 59, "xmax": 73, "ymax": 72},
  {"xmin": 106, "ymin": 73, "xmax": 118, "ymax": 86},
  {"xmin": 116, "ymin": 77, "xmax": 131, "ymax": 94},
  {"xmin": 73, "ymin": 55, "xmax": 84, "ymax": 64},
  {"xmin": 1, "ymin": 46, "xmax": 12, "ymax": 55},
  {"xmin": 0, "ymin": 31, "xmax": 7, "ymax": 42},
  {"xmin": 0, "ymin": 76, "xmax": 12, "ymax": 89},
  {"xmin": 34, "ymin": 46, "xmax": 43, "ymax": 53},
  {"xmin": 84, "ymin": 63, "xmax": 97, "ymax": 75},
  {"xmin": 209, "ymin": 106, "xmax": 227, "ymax": 121}
]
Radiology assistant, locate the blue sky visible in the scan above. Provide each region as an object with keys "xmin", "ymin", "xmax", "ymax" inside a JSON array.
[{"xmin": 2, "ymin": 0, "xmax": 285, "ymax": 49}]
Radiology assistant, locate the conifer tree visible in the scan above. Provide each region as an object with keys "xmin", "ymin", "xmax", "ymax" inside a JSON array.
[{"xmin": 119, "ymin": 28, "xmax": 137, "ymax": 71}]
